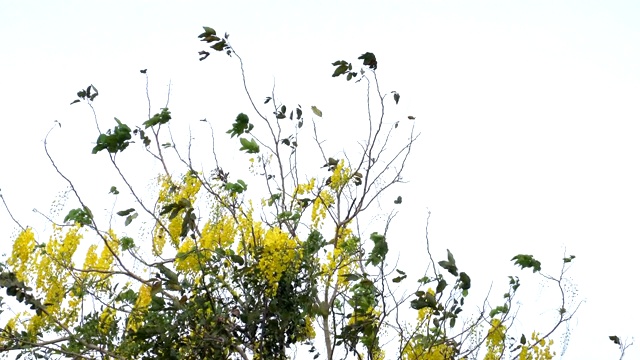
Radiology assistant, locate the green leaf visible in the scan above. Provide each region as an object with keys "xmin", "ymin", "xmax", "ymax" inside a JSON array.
[
  {"xmin": 609, "ymin": 335, "xmax": 620, "ymax": 345},
  {"xmin": 438, "ymin": 250, "xmax": 459, "ymax": 276},
  {"xmin": 157, "ymin": 264, "xmax": 179, "ymax": 284},
  {"xmin": 225, "ymin": 180, "xmax": 248, "ymax": 194},
  {"xmin": 92, "ymin": 119, "xmax": 132, "ymax": 154},
  {"xmin": 332, "ymin": 64, "xmax": 349, "ymax": 77},
  {"xmin": 142, "ymin": 108, "xmax": 172, "ymax": 129},
  {"xmin": 340, "ymin": 273, "xmax": 361, "ymax": 282},
  {"xmin": 311, "ymin": 106, "xmax": 323, "ymax": 117},
  {"xmin": 410, "ymin": 298, "xmax": 429, "ymax": 310},
  {"xmin": 109, "ymin": 186, "xmax": 119, "ymax": 195},
  {"xmin": 230, "ymin": 254, "xmax": 245, "ymax": 265},
  {"xmin": 447, "ymin": 249, "xmax": 456, "ymax": 265},
  {"xmin": 120, "ymin": 237, "xmax": 135, "ymax": 251},
  {"xmin": 459, "ymin": 272, "xmax": 471, "ymax": 290},
  {"xmin": 511, "ymin": 254, "xmax": 542, "ymax": 273},
  {"xmin": 202, "ymin": 26, "xmax": 216, "ymax": 35},
  {"xmin": 366, "ymin": 232, "xmax": 388, "ymax": 266},
  {"xmin": 227, "ymin": 113, "xmax": 253, "ymax": 138},
  {"xmin": 239, "ymin": 137, "xmax": 260, "ymax": 154},
  {"xmin": 63, "ymin": 208, "xmax": 93, "ymax": 227},
  {"xmin": 392, "ymin": 91, "xmax": 400, "ymax": 104},
  {"xmin": 358, "ymin": 52, "xmax": 378, "ymax": 70},
  {"xmin": 394, "ymin": 196, "xmax": 402, "ymax": 204},
  {"xmin": 116, "ymin": 208, "xmax": 135, "ymax": 216},
  {"xmin": 212, "ymin": 40, "xmax": 227, "ymax": 51},
  {"xmin": 489, "ymin": 304, "xmax": 509, "ymax": 317},
  {"xmin": 267, "ymin": 193, "xmax": 281, "ymax": 206},
  {"xmin": 392, "ymin": 275, "xmax": 407, "ymax": 283},
  {"xmin": 436, "ymin": 279, "xmax": 447, "ymax": 293},
  {"xmin": 125, "ymin": 213, "xmax": 138, "ymax": 226},
  {"xmin": 563, "ymin": 255, "xmax": 576, "ymax": 263},
  {"xmin": 520, "ymin": 334, "xmax": 527, "ymax": 345}
]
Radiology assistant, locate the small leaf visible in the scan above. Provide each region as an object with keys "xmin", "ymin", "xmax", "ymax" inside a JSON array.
[
  {"xmin": 392, "ymin": 91, "xmax": 400, "ymax": 104},
  {"xmin": 120, "ymin": 236, "xmax": 135, "ymax": 251},
  {"xmin": 230, "ymin": 254, "xmax": 245, "ymax": 265},
  {"xmin": 311, "ymin": 106, "xmax": 322, "ymax": 117},
  {"xmin": 459, "ymin": 272, "xmax": 471, "ymax": 290},
  {"xmin": 609, "ymin": 335, "xmax": 620, "ymax": 345},
  {"xmin": 394, "ymin": 196, "xmax": 402, "ymax": 204},
  {"xmin": 125, "ymin": 213, "xmax": 138, "ymax": 226},
  {"xmin": 140, "ymin": 69, "xmax": 147, "ymax": 74},
  {"xmin": 408, "ymin": 116, "xmax": 416, "ymax": 120},
  {"xmin": 212, "ymin": 41, "xmax": 226, "ymax": 51},
  {"xmin": 116, "ymin": 208, "xmax": 135, "ymax": 216},
  {"xmin": 340, "ymin": 273, "xmax": 361, "ymax": 282},
  {"xmin": 332, "ymin": 64, "xmax": 349, "ymax": 77},
  {"xmin": 227, "ymin": 113, "xmax": 252, "ymax": 138},
  {"xmin": 358, "ymin": 52, "xmax": 378, "ymax": 70},
  {"xmin": 511, "ymin": 254, "xmax": 542, "ymax": 273},
  {"xmin": 239, "ymin": 137, "xmax": 260, "ymax": 154},
  {"xmin": 202, "ymin": 26, "xmax": 216, "ymax": 35}
]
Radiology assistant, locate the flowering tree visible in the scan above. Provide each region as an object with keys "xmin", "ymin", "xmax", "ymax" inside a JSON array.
[{"xmin": 0, "ymin": 26, "xmax": 578, "ymax": 359}]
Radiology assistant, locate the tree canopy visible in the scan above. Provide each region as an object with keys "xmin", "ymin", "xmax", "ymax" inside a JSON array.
[{"xmin": 0, "ymin": 25, "xmax": 586, "ymax": 360}]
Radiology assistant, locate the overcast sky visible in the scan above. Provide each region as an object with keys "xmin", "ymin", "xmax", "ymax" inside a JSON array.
[{"xmin": 1, "ymin": 1, "xmax": 639, "ymax": 359}]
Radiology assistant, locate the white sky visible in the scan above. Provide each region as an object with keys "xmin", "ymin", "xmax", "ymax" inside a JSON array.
[{"xmin": 1, "ymin": 1, "xmax": 640, "ymax": 359}]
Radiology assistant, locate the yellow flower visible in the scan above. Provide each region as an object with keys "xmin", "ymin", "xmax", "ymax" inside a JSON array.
[
  {"xmin": 312, "ymin": 190, "xmax": 334, "ymax": 227},
  {"xmin": 256, "ymin": 227, "xmax": 300, "ymax": 295},
  {"xmin": 8, "ymin": 228, "xmax": 36, "ymax": 282},
  {"xmin": 127, "ymin": 284, "xmax": 152, "ymax": 332}
]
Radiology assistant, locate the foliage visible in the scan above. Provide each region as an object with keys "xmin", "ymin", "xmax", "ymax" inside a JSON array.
[{"xmin": 0, "ymin": 26, "xmax": 582, "ymax": 359}]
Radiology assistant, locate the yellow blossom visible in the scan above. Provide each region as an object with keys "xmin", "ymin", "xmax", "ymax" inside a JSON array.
[
  {"xmin": 256, "ymin": 227, "xmax": 300, "ymax": 295},
  {"xmin": 127, "ymin": 284, "xmax": 152, "ymax": 332},
  {"xmin": 7, "ymin": 228, "xmax": 36, "ymax": 282}
]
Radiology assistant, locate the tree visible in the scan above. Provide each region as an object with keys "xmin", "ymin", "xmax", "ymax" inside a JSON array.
[{"xmin": 0, "ymin": 26, "xmax": 579, "ymax": 359}]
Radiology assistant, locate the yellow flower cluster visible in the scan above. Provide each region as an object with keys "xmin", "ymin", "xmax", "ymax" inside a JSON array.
[
  {"xmin": 7, "ymin": 228, "xmax": 36, "ymax": 282},
  {"xmin": 175, "ymin": 238, "xmax": 198, "ymax": 273},
  {"xmin": 519, "ymin": 332, "xmax": 555, "ymax": 360},
  {"xmin": 154, "ymin": 173, "xmax": 203, "ymax": 254},
  {"xmin": 19, "ymin": 225, "xmax": 83, "ymax": 331},
  {"xmin": 329, "ymin": 159, "xmax": 351, "ymax": 191},
  {"xmin": 81, "ymin": 229, "xmax": 119, "ymax": 291},
  {"xmin": 402, "ymin": 342, "xmax": 456, "ymax": 360},
  {"xmin": 311, "ymin": 190, "xmax": 334, "ymax": 228},
  {"xmin": 294, "ymin": 178, "xmax": 316, "ymax": 197},
  {"xmin": 322, "ymin": 227, "xmax": 356, "ymax": 288},
  {"xmin": 484, "ymin": 319, "xmax": 506, "ymax": 360},
  {"xmin": 402, "ymin": 288, "xmax": 459, "ymax": 360},
  {"xmin": 127, "ymin": 284, "xmax": 152, "ymax": 332},
  {"xmin": 98, "ymin": 306, "xmax": 117, "ymax": 334},
  {"xmin": 256, "ymin": 227, "xmax": 300, "ymax": 296},
  {"xmin": 200, "ymin": 216, "xmax": 237, "ymax": 249},
  {"xmin": 236, "ymin": 205, "xmax": 265, "ymax": 253}
]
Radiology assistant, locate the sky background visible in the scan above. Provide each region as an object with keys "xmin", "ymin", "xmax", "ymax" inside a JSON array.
[{"xmin": 1, "ymin": 1, "xmax": 640, "ymax": 359}]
